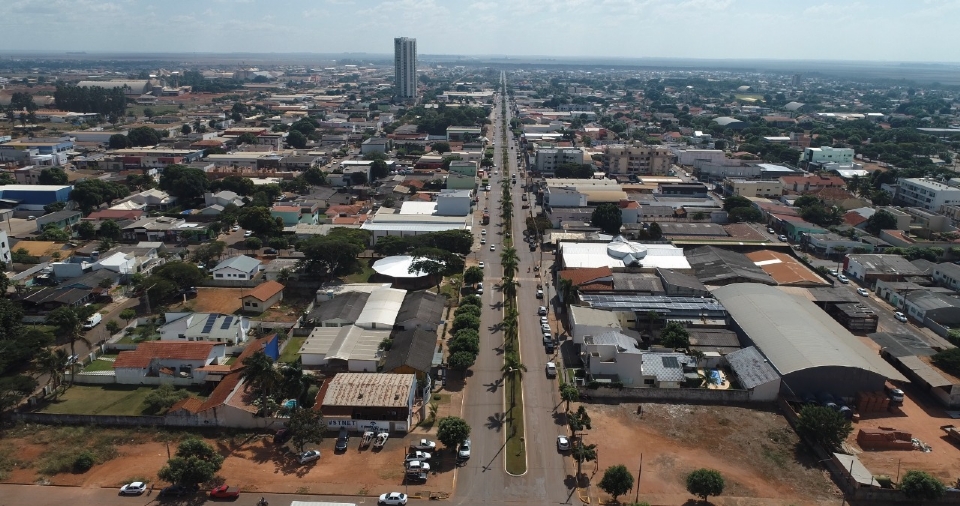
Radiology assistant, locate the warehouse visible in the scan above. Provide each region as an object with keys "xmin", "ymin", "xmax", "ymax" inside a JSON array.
[
  {"xmin": 713, "ymin": 283, "xmax": 905, "ymax": 396},
  {"xmin": 0, "ymin": 185, "xmax": 72, "ymax": 211}
]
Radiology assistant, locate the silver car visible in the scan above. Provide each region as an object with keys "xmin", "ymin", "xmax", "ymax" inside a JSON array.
[{"xmin": 458, "ymin": 439, "xmax": 471, "ymax": 460}]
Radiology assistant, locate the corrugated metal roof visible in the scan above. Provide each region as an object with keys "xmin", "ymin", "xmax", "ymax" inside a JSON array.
[
  {"xmin": 355, "ymin": 287, "xmax": 406, "ymax": 329},
  {"xmin": 322, "ymin": 373, "xmax": 416, "ymax": 408},
  {"xmin": 713, "ymin": 283, "xmax": 906, "ymax": 381},
  {"xmin": 725, "ymin": 346, "xmax": 780, "ymax": 389}
]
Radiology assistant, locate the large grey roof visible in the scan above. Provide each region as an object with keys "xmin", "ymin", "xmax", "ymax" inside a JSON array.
[
  {"xmin": 382, "ymin": 327, "xmax": 437, "ymax": 373},
  {"xmin": 725, "ymin": 346, "xmax": 780, "ymax": 389},
  {"xmin": 713, "ymin": 284, "xmax": 906, "ymax": 381},
  {"xmin": 212, "ymin": 255, "xmax": 261, "ymax": 273},
  {"xmin": 396, "ymin": 290, "xmax": 446, "ymax": 326},
  {"xmin": 308, "ymin": 291, "xmax": 370, "ymax": 325},
  {"xmin": 905, "ymin": 290, "xmax": 960, "ymax": 311},
  {"xmin": 848, "ymin": 254, "xmax": 923, "ymax": 276},
  {"xmin": 685, "ymin": 246, "xmax": 776, "ymax": 286}
]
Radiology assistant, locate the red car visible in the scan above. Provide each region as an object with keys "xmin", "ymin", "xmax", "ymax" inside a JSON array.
[{"xmin": 210, "ymin": 486, "xmax": 240, "ymax": 499}]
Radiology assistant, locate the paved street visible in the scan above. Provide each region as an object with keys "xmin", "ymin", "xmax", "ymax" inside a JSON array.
[{"xmin": 454, "ymin": 74, "xmax": 578, "ymax": 506}]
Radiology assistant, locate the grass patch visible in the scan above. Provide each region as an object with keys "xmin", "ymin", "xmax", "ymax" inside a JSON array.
[
  {"xmin": 279, "ymin": 337, "xmax": 305, "ymax": 363},
  {"xmin": 40, "ymin": 385, "xmax": 156, "ymax": 416},
  {"xmin": 504, "ymin": 375, "xmax": 526, "ymax": 474},
  {"xmin": 0, "ymin": 443, "xmax": 31, "ymax": 479},
  {"xmin": 82, "ymin": 359, "xmax": 115, "ymax": 372},
  {"xmin": 224, "ymin": 356, "xmax": 237, "ymax": 365},
  {"xmin": 28, "ymin": 426, "xmax": 123, "ymax": 476},
  {"xmin": 345, "ymin": 258, "xmax": 375, "ymax": 283}
]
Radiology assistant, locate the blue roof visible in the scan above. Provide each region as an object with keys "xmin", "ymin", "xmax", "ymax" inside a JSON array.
[{"xmin": 212, "ymin": 255, "xmax": 261, "ymax": 273}]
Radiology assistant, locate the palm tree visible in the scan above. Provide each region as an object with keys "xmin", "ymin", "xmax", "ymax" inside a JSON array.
[
  {"xmin": 502, "ymin": 312, "xmax": 518, "ymax": 347},
  {"xmin": 500, "ymin": 247, "xmax": 519, "ymax": 275},
  {"xmin": 240, "ymin": 351, "xmax": 280, "ymax": 416},
  {"xmin": 45, "ymin": 307, "xmax": 94, "ymax": 384},
  {"xmin": 501, "ymin": 353, "xmax": 527, "ymax": 408},
  {"xmin": 500, "ymin": 276, "xmax": 520, "ymax": 299},
  {"xmin": 35, "ymin": 348, "xmax": 69, "ymax": 396},
  {"xmin": 571, "ymin": 442, "xmax": 597, "ymax": 478}
]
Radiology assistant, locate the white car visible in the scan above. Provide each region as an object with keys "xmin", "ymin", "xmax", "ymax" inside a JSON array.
[
  {"xmin": 404, "ymin": 450, "xmax": 432, "ymax": 461},
  {"xmin": 378, "ymin": 492, "xmax": 408, "ymax": 506},
  {"xmin": 857, "ymin": 288, "xmax": 870, "ymax": 296},
  {"xmin": 540, "ymin": 316, "xmax": 548, "ymax": 325},
  {"xmin": 778, "ymin": 235, "xmax": 788, "ymax": 242},
  {"xmin": 299, "ymin": 449, "xmax": 321, "ymax": 464},
  {"xmin": 478, "ymin": 262, "xmax": 485, "ymax": 269},
  {"xmin": 557, "ymin": 435, "xmax": 570, "ymax": 451},
  {"xmin": 545, "ymin": 362, "xmax": 557, "ymax": 377},
  {"xmin": 458, "ymin": 439, "xmax": 471, "ymax": 460},
  {"xmin": 476, "ymin": 283, "xmax": 483, "ymax": 294},
  {"xmin": 411, "ymin": 439, "xmax": 437, "ymax": 451},
  {"xmin": 481, "ymin": 229, "xmax": 486, "ymax": 235},
  {"xmin": 120, "ymin": 482, "xmax": 147, "ymax": 495},
  {"xmin": 485, "ymin": 185, "xmax": 492, "ymax": 191},
  {"xmin": 538, "ymin": 306, "xmax": 547, "ymax": 316},
  {"xmin": 405, "ymin": 460, "xmax": 430, "ymax": 472},
  {"xmin": 894, "ymin": 311, "xmax": 908, "ymax": 322},
  {"xmin": 481, "ymin": 238, "xmax": 486, "ymax": 245},
  {"xmin": 536, "ymin": 289, "xmax": 544, "ymax": 299},
  {"xmin": 244, "ymin": 231, "xmax": 253, "ymax": 238},
  {"xmin": 231, "ymin": 225, "xmax": 240, "ymax": 232},
  {"xmin": 541, "ymin": 323, "xmax": 551, "ymax": 332},
  {"xmin": 837, "ymin": 274, "xmax": 849, "ymax": 284},
  {"xmin": 490, "ymin": 245, "xmax": 496, "ymax": 251}
]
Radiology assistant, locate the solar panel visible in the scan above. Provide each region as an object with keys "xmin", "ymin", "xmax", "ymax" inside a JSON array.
[
  {"xmin": 220, "ymin": 316, "xmax": 233, "ymax": 330},
  {"xmin": 201, "ymin": 314, "xmax": 218, "ymax": 334}
]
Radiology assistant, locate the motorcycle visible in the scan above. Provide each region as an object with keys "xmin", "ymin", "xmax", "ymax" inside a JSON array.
[{"xmin": 259, "ymin": 498, "xmax": 268, "ymax": 506}]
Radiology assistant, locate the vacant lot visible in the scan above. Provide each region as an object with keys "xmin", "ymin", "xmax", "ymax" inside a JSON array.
[
  {"xmin": 38, "ymin": 385, "xmax": 157, "ymax": 416},
  {"xmin": 169, "ymin": 287, "xmax": 243, "ymax": 314},
  {"xmin": 580, "ymin": 402, "xmax": 839, "ymax": 505},
  {"xmin": 0, "ymin": 425, "xmax": 454, "ymax": 497}
]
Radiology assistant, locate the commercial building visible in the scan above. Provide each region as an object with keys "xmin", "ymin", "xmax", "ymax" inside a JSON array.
[
  {"xmin": 533, "ymin": 148, "xmax": 585, "ymax": 176},
  {"xmin": 801, "ymin": 146, "xmax": 854, "ymax": 166},
  {"xmin": 903, "ymin": 290, "xmax": 960, "ymax": 326},
  {"xmin": 675, "ymin": 149, "xmax": 725, "ymax": 167},
  {"xmin": 0, "ymin": 137, "xmax": 74, "ymax": 165},
  {"xmin": 723, "ymin": 178, "xmax": 783, "ymax": 198},
  {"xmin": 320, "ymin": 372, "xmax": 418, "ymax": 433},
  {"xmin": 723, "ymin": 346, "xmax": 781, "ymax": 401},
  {"xmin": 713, "ymin": 283, "xmax": 906, "ymax": 396},
  {"xmin": 602, "ymin": 144, "xmax": 673, "ymax": 177},
  {"xmin": 299, "ymin": 325, "xmax": 391, "ymax": 372},
  {"xmin": 394, "ymin": 37, "xmax": 418, "ymax": 99},
  {"xmin": 568, "ymin": 305, "xmax": 624, "ymax": 346},
  {"xmin": 844, "ymin": 254, "xmax": 925, "ymax": 285},
  {"xmin": 0, "ymin": 185, "xmax": 72, "ymax": 211},
  {"xmin": 896, "ymin": 178, "xmax": 960, "ymax": 211},
  {"xmin": 558, "ymin": 237, "xmax": 690, "ymax": 270},
  {"xmin": 685, "ymin": 246, "xmax": 776, "ymax": 286}
]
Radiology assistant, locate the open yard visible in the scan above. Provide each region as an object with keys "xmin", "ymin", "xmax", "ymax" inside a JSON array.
[
  {"xmin": 169, "ymin": 287, "xmax": 243, "ymax": 314},
  {"xmin": 37, "ymin": 385, "xmax": 205, "ymax": 416},
  {"xmin": 578, "ymin": 402, "xmax": 839, "ymax": 505},
  {"xmin": 0, "ymin": 424, "xmax": 455, "ymax": 498}
]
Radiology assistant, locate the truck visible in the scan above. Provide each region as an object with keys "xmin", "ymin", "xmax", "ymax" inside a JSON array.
[
  {"xmin": 82, "ymin": 312, "xmax": 102, "ymax": 330},
  {"xmin": 481, "ymin": 211, "xmax": 490, "ymax": 225}
]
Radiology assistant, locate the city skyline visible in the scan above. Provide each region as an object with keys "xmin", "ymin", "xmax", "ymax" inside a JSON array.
[{"xmin": 1, "ymin": 0, "xmax": 959, "ymax": 63}]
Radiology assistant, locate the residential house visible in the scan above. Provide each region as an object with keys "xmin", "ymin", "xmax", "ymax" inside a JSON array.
[
  {"xmin": 240, "ymin": 280, "xmax": 284, "ymax": 314},
  {"xmin": 211, "ymin": 255, "xmax": 261, "ymax": 281},
  {"xmin": 569, "ymin": 305, "xmax": 624, "ymax": 346},
  {"xmin": 723, "ymin": 346, "xmax": 781, "ymax": 401},
  {"xmin": 581, "ymin": 331, "xmax": 643, "ymax": 385},
  {"xmin": 638, "ymin": 352, "xmax": 697, "ymax": 388},
  {"xmin": 844, "ymin": 254, "xmax": 926, "ymax": 285},
  {"xmin": 123, "ymin": 189, "xmax": 177, "ymax": 210},
  {"xmin": 21, "ymin": 286, "xmax": 94, "ymax": 312},
  {"xmin": 271, "ymin": 202, "xmax": 320, "ymax": 226},
  {"xmin": 360, "ymin": 137, "xmax": 391, "ymax": 155},
  {"xmin": 112, "ymin": 341, "xmax": 227, "ymax": 385},
  {"xmin": 204, "ymin": 191, "xmax": 245, "ymax": 208},
  {"xmin": 382, "ymin": 327, "xmax": 438, "ymax": 380},
  {"xmin": 779, "ymin": 174, "xmax": 846, "ymax": 194},
  {"xmin": 160, "ymin": 312, "xmax": 251, "ymax": 344}
]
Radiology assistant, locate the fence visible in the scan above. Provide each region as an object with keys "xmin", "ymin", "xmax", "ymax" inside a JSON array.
[
  {"xmin": 199, "ymin": 278, "xmax": 262, "ymax": 288},
  {"xmin": 13, "ymin": 412, "xmax": 175, "ymax": 427},
  {"xmin": 579, "ymin": 386, "xmax": 752, "ymax": 403}
]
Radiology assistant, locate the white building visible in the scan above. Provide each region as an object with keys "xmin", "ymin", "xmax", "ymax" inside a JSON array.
[
  {"xmin": 675, "ymin": 149, "xmax": 726, "ymax": 167},
  {"xmin": 802, "ymin": 146, "xmax": 854, "ymax": 165},
  {"xmin": 534, "ymin": 147, "xmax": 585, "ymax": 176},
  {"xmin": 569, "ymin": 305, "xmax": 624, "ymax": 346},
  {"xmin": 582, "ymin": 332, "xmax": 643, "ymax": 384},
  {"xmin": 558, "ymin": 236, "xmax": 691, "ymax": 270},
  {"xmin": 355, "ymin": 287, "xmax": 406, "ymax": 330},
  {"xmin": 299, "ymin": 325, "xmax": 391, "ymax": 371},
  {"xmin": 436, "ymin": 189, "xmax": 472, "ymax": 216},
  {"xmin": 394, "ymin": 37, "xmax": 417, "ymax": 99},
  {"xmin": 160, "ymin": 313, "xmax": 250, "ymax": 343},
  {"xmin": 897, "ymin": 178, "xmax": 960, "ymax": 211},
  {"xmin": 0, "ymin": 230, "xmax": 11, "ymax": 265}
]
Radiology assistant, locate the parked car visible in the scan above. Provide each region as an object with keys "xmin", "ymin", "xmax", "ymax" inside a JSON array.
[
  {"xmin": 405, "ymin": 450, "xmax": 432, "ymax": 461},
  {"xmin": 411, "ymin": 439, "xmax": 437, "ymax": 451},
  {"xmin": 545, "ymin": 341, "xmax": 555, "ymax": 353},
  {"xmin": 244, "ymin": 231, "xmax": 253, "ymax": 237},
  {"xmin": 778, "ymin": 235, "xmax": 788, "ymax": 242},
  {"xmin": 541, "ymin": 323, "xmax": 551, "ymax": 332},
  {"xmin": 335, "ymin": 427, "xmax": 349, "ymax": 452},
  {"xmin": 458, "ymin": 439, "xmax": 471, "ymax": 460},
  {"xmin": 481, "ymin": 229, "xmax": 486, "ymax": 235},
  {"xmin": 263, "ymin": 248, "xmax": 277, "ymax": 255},
  {"xmin": 299, "ymin": 449, "xmax": 321, "ymax": 464},
  {"xmin": 478, "ymin": 262, "xmax": 484, "ymax": 269},
  {"xmin": 557, "ymin": 435, "xmax": 570, "ymax": 451},
  {"xmin": 837, "ymin": 274, "xmax": 849, "ymax": 284},
  {"xmin": 894, "ymin": 311, "xmax": 908, "ymax": 322},
  {"xmin": 542, "ymin": 335, "xmax": 552, "ymax": 345},
  {"xmin": 536, "ymin": 289, "xmax": 544, "ymax": 299},
  {"xmin": 767, "ymin": 227, "xmax": 775, "ymax": 234},
  {"xmin": 857, "ymin": 288, "xmax": 870, "ymax": 296},
  {"xmin": 119, "ymin": 482, "xmax": 147, "ymax": 495},
  {"xmin": 405, "ymin": 460, "xmax": 430, "ymax": 472},
  {"xmin": 231, "ymin": 225, "xmax": 240, "ymax": 232},
  {"xmin": 540, "ymin": 316, "xmax": 548, "ymax": 325},
  {"xmin": 829, "ymin": 269, "xmax": 838, "ymax": 277},
  {"xmin": 209, "ymin": 485, "xmax": 240, "ymax": 499},
  {"xmin": 273, "ymin": 428, "xmax": 291, "ymax": 445},
  {"xmin": 545, "ymin": 362, "xmax": 557, "ymax": 378},
  {"xmin": 538, "ymin": 306, "xmax": 547, "ymax": 316},
  {"xmin": 405, "ymin": 472, "xmax": 428, "ymax": 483},
  {"xmin": 378, "ymin": 492, "xmax": 408, "ymax": 506}
]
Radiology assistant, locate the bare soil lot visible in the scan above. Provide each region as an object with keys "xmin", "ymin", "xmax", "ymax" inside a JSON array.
[
  {"xmin": 0, "ymin": 425, "xmax": 454, "ymax": 497},
  {"xmin": 581, "ymin": 402, "xmax": 839, "ymax": 505},
  {"xmin": 169, "ymin": 287, "xmax": 243, "ymax": 314}
]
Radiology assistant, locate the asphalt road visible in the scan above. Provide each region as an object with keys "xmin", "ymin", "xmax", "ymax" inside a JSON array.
[{"xmin": 454, "ymin": 74, "xmax": 578, "ymax": 506}]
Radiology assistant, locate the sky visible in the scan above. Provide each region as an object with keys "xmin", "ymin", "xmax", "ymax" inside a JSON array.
[{"xmin": 2, "ymin": 0, "xmax": 960, "ymax": 62}]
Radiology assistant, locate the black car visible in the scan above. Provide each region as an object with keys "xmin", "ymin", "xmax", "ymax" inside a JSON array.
[
  {"xmin": 334, "ymin": 426, "xmax": 349, "ymax": 452},
  {"xmin": 274, "ymin": 428, "xmax": 291, "ymax": 445},
  {"xmin": 263, "ymin": 248, "xmax": 278, "ymax": 255}
]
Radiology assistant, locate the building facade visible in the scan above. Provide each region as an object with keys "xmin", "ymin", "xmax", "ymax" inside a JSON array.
[
  {"xmin": 896, "ymin": 178, "xmax": 960, "ymax": 211},
  {"xmin": 394, "ymin": 37, "xmax": 417, "ymax": 99},
  {"xmin": 534, "ymin": 148, "xmax": 585, "ymax": 176},
  {"xmin": 603, "ymin": 144, "xmax": 673, "ymax": 177}
]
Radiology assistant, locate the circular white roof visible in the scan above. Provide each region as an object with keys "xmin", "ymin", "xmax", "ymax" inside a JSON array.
[
  {"xmin": 606, "ymin": 236, "xmax": 647, "ymax": 264},
  {"xmin": 372, "ymin": 255, "xmax": 430, "ymax": 278}
]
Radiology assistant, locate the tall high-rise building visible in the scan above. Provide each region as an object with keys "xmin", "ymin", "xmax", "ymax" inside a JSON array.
[{"xmin": 394, "ymin": 37, "xmax": 417, "ymax": 99}]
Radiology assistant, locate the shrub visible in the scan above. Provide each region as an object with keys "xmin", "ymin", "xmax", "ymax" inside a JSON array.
[{"xmin": 73, "ymin": 451, "xmax": 95, "ymax": 473}]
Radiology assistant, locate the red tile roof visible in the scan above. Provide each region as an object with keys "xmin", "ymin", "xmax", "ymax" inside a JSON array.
[
  {"xmin": 844, "ymin": 211, "xmax": 869, "ymax": 227},
  {"xmin": 243, "ymin": 280, "xmax": 284, "ymax": 302},
  {"xmin": 113, "ymin": 341, "xmax": 219, "ymax": 369},
  {"xmin": 169, "ymin": 397, "xmax": 204, "ymax": 413},
  {"xmin": 199, "ymin": 371, "xmax": 241, "ymax": 411},
  {"xmin": 84, "ymin": 209, "xmax": 145, "ymax": 221},
  {"xmin": 559, "ymin": 267, "xmax": 614, "ymax": 288}
]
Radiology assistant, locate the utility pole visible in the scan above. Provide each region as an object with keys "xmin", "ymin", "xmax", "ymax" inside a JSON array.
[
  {"xmin": 143, "ymin": 283, "xmax": 157, "ymax": 314},
  {"xmin": 635, "ymin": 453, "xmax": 643, "ymax": 503}
]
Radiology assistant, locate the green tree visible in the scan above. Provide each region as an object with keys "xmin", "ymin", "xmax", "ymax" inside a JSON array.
[
  {"xmin": 373, "ymin": 235, "xmax": 410, "ymax": 256},
  {"xmin": 933, "ymin": 348, "xmax": 960, "ymax": 376},
  {"xmin": 191, "ymin": 241, "xmax": 226, "ymax": 267},
  {"xmin": 900, "ymin": 470, "xmax": 946, "ymax": 501},
  {"xmin": 240, "ymin": 351, "xmax": 280, "ymax": 416},
  {"xmin": 728, "ymin": 206, "xmax": 762, "ymax": 223},
  {"xmin": 436, "ymin": 416, "xmax": 471, "ymax": 450},
  {"xmin": 648, "ymin": 222, "xmax": 663, "ymax": 240},
  {"xmin": 237, "ymin": 206, "xmax": 283, "ymax": 237},
  {"xmin": 69, "ymin": 179, "xmax": 129, "ymax": 213},
  {"xmin": 287, "ymin": 130, "xmax": 307, "ymax": 149},
  {"xmin": 34, "ymin": 347, "xmax": 69, "ymax": 395},
  {"xmin": 568, "ymin": 405, "xmax": 592, "ymax": 433},
  {"xmin": 38, "ymin": 167, "xmax": 68, "ymax": 185},
  {"xmin": 40, "ymin": 224, "xmax": 70, "ymax": 241},
  {"xmin": 287, "ymin": 407, "xmax": 325, "ymax": 453},
  {"xmin": 571, "ymin": 441, "xmax": 597, "ymax": 478},
  {"xmin": 108, "ymin": 133, "xmax": 130, "ymax": 149},
  {"xmin": 796, "ymin": 405, "xmax": 853, "ymax": 451},
  {"xmin": 431, "ymin": 142, "xmax": 450, "ymax": 154},
  {"xmin": 559, "ymin": 382, "xmax": 579, "ymax": 413},
  {"xmin": 660, "ymin": 322, "xmax": 690, "ymax": 349},
  {"xmin": 159, "ymin": 164, "xmax": 209, "ymax": 203},
  {"xmin": 157, "ymin": 438, "xmax": 224, "ymax": 488},
  {"xmin": 463, "ymin": 266, "xmax": 484, "ymax": 286},
  {"xmin": 598, "ymin": 465, "xmax": 634, "ymax": 502},
  {"xmin": 722, "ymin": 195, "xmax": 753, "ymax": 211},
  {"xmin": 238, "ymin": 132, "xmax": 258, "ymax": 145},
  {"xmin": 74, "ymin": 220, "xmax": 96, "ymax": 240},
  {"xmin": 451, "ymin": 314, "xmax": 480, "ymax": 334},
  {"xmin": 297, "ymin": 234, "xmax": 366, "ymax": 279},
  {"xmin": 459, "ymin": 294, "xmax": 482, "ymax": 308},
  {"xmin": 98, "ymin": 219, "xmax": 122, "ymax": 240},
  {"xmin": 686, "ymin": 468, "xmax": 725, "ymax": 502},
  {"xmin": 152, "ymin": 262, "xmax": 204, "ymax": 290},
  {"xmin": 106, "ymin": 320, "xmax": 121, "ymax": 335},
  {"xmin": 591, "ymin": 203, "xmax": 622, "ymax": 235},
  {"xmin": 119, "ymin": 308, "xmax": 137, "ymax": 324},
  {"xmin": 245, "ymin": 237, "xmax": 263, "ymax": 251},
  {"xmin": 127, "ymin": 126, "xmax": 161, "ymax": 146},
  {"xmin": 501, "ymin": 353, "xmax": 527, "ymax": 407},
  {"xmin": 454, "ymin": 304, "xmax": 481, "ymax": 318},
  {"xmin": 181, "ymin": 124, "xmax": 192, "ymax": 135},
  {"xmin": 448, "ymin": 350, "xmax": 477, "ymax": 370},
  {"xmin": 303, "ymin": 167, "xmax": 326, "ymax": 186},
  {"xmin": 409, "ymin": 256, "xmax": 446, "ymax": 292},
  {"xmin": 0, "ymin": 375, "xmax": 38, "ymax": 421},
  {"xmin": 448, "ymin": 331, "xmax": 480, "ymax": 355},
  {"xmin": 865, "ymin": 209, "xmax": 899, "ymax": 235},
  {"xmin": 142, "ymin": 383, "xmax": 189, "ymax": 414}
]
